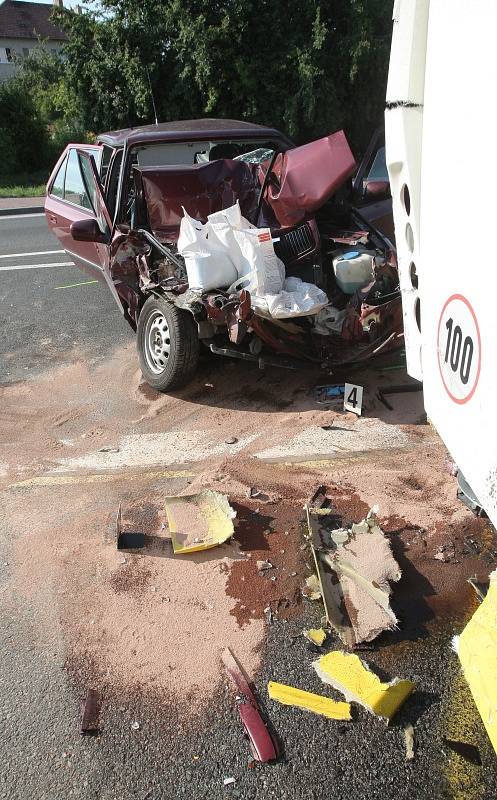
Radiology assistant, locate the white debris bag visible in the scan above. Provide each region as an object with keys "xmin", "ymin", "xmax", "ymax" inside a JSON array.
[
  {"xmin": 177, "ymin": 209, "xmax": 238, "ymax": 291},
  {"xmin": 177, "ymin": 203, "xmax": 285, "ymax": 296},
  {"xmin": 263, "ymin": 277, "xmax": 329, "ymax": 319}
]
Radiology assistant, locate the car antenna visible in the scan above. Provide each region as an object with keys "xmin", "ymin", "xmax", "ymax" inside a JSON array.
[{"xmin": 146, "ymin": 66, "xmax": 159, "ymax": 125}]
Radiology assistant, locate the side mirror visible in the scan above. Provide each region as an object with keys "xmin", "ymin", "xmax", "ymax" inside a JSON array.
[{"xmin": 70, "ymin": 218, "xmax": 107, "ymax": 243}]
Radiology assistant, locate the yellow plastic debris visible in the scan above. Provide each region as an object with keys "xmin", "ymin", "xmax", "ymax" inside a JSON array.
[
  {"xmin": 455, "ymin": 568, "xmax": 497, "ymax": 755},
  {"xmin": 268, "ymin": 681, "xmax": 351, "ymax": 721},
  {"xmin": 313, "ymin": 651, "xmax": 415, "ymax": 721},
  {"xmin": 164, "ymin": 490, "xmax": 236, "ymax": 554},
  {"xmin": 303, "ymin": 628, "xmax": 327, "ymax": 646}
]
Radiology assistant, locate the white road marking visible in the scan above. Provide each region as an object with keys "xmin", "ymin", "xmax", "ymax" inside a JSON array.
[
  {"xmin": 0, "ymin": 212, "xmax": 45, "ymax": 220},
  {"xmin": 255, "ymin": 421, "xmax": 409, "ymax": 460},
  {"xmin": 0, "ymin": 249, "xmax": 64, "ymax": 259},
  {"xmin": 54, "ymin": 431, "xmax": 258, "ymax": 472},
  {"xmin": 0, "ymin": 261, "xmax": 74, "ymax": 271}
]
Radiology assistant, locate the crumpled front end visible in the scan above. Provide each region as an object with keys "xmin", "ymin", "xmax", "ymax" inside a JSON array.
[{"xmin": 109, "ymin": 129, "xmax": 402, "ymax": 369}]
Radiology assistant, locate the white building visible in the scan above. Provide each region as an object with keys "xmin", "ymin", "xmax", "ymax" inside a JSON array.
[{"xmin": 0, "ymin": 0, "xmax": 67, "ymax": 83}]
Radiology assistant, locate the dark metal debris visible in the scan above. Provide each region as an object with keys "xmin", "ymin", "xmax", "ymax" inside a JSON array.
[{"xmin": 81, "ymin": 689, "xmax": 100, "ymax": 734}]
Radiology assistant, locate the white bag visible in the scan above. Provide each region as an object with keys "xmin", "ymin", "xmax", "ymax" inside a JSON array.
[
  {"xmin": 177, "ymin": 203, "xmax": 285, "ymax": 296},
  {"xmin": 177, "ymin": 209, "xmax": 238, "ymax": 291},
  {"xmin": 265, "ymin": 277, "xmax": 329, "ymax": 319}
]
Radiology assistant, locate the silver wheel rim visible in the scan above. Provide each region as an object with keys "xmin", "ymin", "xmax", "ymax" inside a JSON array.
[{"xmin": 144, "ymin": 310, "xmax": 171, "ymax": 374}]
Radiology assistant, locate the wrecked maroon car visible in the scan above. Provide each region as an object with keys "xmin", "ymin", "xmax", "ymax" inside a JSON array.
[{"xmin": 45, "ymin": 119, "xmax": 400, "ymax": 391}]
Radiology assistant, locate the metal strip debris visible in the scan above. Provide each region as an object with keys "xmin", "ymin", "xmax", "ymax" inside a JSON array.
[{"xmin": 81, "ymin": 689, "xmax": 100, "ymax": 734}]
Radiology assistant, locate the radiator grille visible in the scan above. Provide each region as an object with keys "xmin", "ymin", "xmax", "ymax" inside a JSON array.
[{"xmin": 274, "ymin": 223, "xmax": 315, "ymax": 262}]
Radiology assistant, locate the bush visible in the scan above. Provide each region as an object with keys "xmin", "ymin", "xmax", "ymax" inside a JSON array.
[{"xmin": 0, "ymin": 80, "xmax": 50, "ymax": 177}]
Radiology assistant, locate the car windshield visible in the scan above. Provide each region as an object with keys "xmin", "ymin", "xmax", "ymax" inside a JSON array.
[{"xmin": 131, "ymin": 139, "xmax": 284, "ymax": 168}]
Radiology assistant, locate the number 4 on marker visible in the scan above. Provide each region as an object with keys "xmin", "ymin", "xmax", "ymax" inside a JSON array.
[{"xmin": 344, "ymin": 383, "xmax": 363, "ymax": 415}]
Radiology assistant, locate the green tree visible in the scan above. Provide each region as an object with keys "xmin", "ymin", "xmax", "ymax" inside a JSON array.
[
  {"xmin": 53, "ymin": 0, "xmax": 392, "ymax": 151},
  {"xmin": 0, "ymin": 78, "xmax": 49, "ymax": 176}
]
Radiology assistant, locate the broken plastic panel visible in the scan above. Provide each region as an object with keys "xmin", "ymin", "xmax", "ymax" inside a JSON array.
[
  {"xmin": 222, "ymin": 647, "xmax": 278, "ymax": 763},
  {"xmin": 454, "ymin": 568, "xmax": 497, "ymax": 755},
  {"xmin": 307, "ymin": 503, "xmax": 401, "ymax": 647},
  {"xmin": 268, "ymin": 681, "xmax": 351, "ymax": 721},
  {"xmin": 164, "ymin": 491, "xmax": 236, "ymax": 554},
  {"xmin": 313, "ymin": 651, "xmax": 414, "ymax": 721}
]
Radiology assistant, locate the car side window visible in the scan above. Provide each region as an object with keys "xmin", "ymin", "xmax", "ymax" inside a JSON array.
[
  {"xmin": 51, "ymin": 157, "xmax": 67, "ymax": 198},
  {"xmin": 64, "ymin": 148, "xmax": 92, "ymax": 210},
  {"xmin": 366, "ymin": 146, "xmax": 388, "ymax": 183}
]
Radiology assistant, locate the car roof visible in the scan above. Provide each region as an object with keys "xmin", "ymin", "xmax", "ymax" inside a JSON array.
[{"xmin": 97, "ymin": 118, "xmax": 290, "ymax": 148}]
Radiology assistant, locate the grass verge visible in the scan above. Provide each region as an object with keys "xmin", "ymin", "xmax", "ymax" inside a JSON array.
[{"xmin": 0, "ymin": 170, "xmax": 48, "ymax": 198}]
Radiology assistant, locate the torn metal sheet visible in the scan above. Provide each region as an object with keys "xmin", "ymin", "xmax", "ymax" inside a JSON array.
[
  {"xmin": 268, "ymin": 681, "xmax": 351, "ymax": 721},
  {"xmin": 454, "ymin": 568, "xmax": 497, "ymax": 755},
  {"xmin": 81, "ymin": 689, "xmax": 100, "ymax": 734},
  {"xmin": 313, "ymin": 651, "xmax": 414, "ymax": 721},
  {"xmin": 306, "ymin": 504, "xmax": 401, "ymax": 646},
  {"xmin": 164, "ymin": 491, "xmax": 236, "ymax": 554},
  {"xmin": 222, "ymin": 647, "xmax": 278, "ymax": 763},
  {"xmin": 303, "ymin": 628, "xmax": 327, "ymax": 647}
]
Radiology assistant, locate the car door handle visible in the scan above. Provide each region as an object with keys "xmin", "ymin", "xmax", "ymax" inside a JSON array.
[{"xmin": 48, "ymin": 214, "xmax": 58, "ymax": 224}]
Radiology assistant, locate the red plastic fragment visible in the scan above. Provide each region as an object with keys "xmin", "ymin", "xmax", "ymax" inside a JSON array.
[{"xmin": 222, "ymin": 647, "xmax": 278, "ymax": 763}]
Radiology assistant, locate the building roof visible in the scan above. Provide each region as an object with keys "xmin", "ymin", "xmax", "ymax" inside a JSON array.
[
  {"xmin": 0, "ymin": 1, "xmax": 67, "ymax": 42},
  {"xmin": 97, "ymin": 118, "xmax": 290, "ymax": 148}
]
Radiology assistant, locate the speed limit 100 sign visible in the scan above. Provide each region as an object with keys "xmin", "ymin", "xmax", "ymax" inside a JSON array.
[{"xmin": 437, "ymin": 294, "xmax": 481, "ymax": 404}]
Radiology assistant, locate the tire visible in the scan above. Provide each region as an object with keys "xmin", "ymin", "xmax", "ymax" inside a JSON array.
[{"xmin": 137, "ymin": 294, "xmax": 199, "ymax": 391}]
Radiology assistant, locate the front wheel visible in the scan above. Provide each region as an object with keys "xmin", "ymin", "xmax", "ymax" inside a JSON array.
[{"xmin": 137, "ymin": 294, "xmax": 199, "ymax": 391}]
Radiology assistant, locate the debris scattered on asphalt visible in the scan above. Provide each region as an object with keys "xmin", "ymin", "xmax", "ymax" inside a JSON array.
[
  {"xmin": 301, "ymin": 574, "xmax": 322, "ymax": 601},
  {"xmin": 116, "ymin": 503, "xmax": 145, "ymax": 550},
  {"xmin": 303, "ymin": 628, "xmax": 326, "ymax": 646},
  {"xmin": 223, "ymin": 777, "xmax": 236, "ymax": 786},
  {"xmin": 131, "ymin": 721, "xmax": 140, "ymax": 731},
  {"xmin": 454, "ymin": 568, "xmax": 497, "ymax": 754},
  {"xmin": 313, "ymin": 651, "xmax": 415, "ymax": 721},
  {"xmin": 307, "ymin": 503, "xmax": 401, "ymax": 646},
  {"xmin": 314, "ymin": 384, "xmax": 345, "ymax": 405},
  {"xmin": 222, "ymin": 647, "xmax": 278, "ymax": 763},
  {"xmin": 404, "ymin": 723, "xmax": 415, "ymax": 760},
  {"xmin": 225, "ymin": 437, "xmax": 238, "ymax": 445},
  {"xmin": 257, "ymin": 560, "xmax": 273, "ymax": 573},
  {"xmin": 164, "ymin": 491, "xmax": 236, "ymax": 554},
  {"xmin": 443, "ymin": 738, "xmax": 482, "ymax": 765},
  {"xmin": 247, "ymin": 487, "xmax": 269, "ymax": 501},
  {"xmin": 434, "ymin": 541, "xmax": 455, "ymax": 562},
  {"xmin": 81, "ymin": 689, "xmax": 100, "ymax": 734},
  {"xmin": 268, "ymin": 680, "xmax": 351, "ymax": 720}
]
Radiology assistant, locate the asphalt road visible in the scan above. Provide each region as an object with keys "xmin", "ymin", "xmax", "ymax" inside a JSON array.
[
  {"xmin": 1, "ymin": 215, "xmax": 497, "ymax": 800},
  {"xmin": 0, "ymin": 213, "xmax": 133, "ymax": 383}
]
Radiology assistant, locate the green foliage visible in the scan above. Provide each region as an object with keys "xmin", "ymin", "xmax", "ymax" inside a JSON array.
[
  {"xmin": 1, "ymin": 0, "xmax": 393, "ymax": 179},
  {"xmin": 0, "ymin": 79, "xmax": 49, "ymax": 176},
  {"xmin": 53, "ymin": 0, "xmax": 393, "ymax": 151}
]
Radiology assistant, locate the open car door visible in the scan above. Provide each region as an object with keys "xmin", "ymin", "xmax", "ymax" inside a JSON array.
[{"xmin": 70, "ymin": 149, "xmax": 124, "ymax": 313}]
